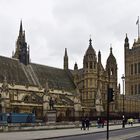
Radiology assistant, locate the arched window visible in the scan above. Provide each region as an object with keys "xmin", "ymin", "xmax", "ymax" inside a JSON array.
[
  {"xmin": 131, "ymin": 64, "xmax": 133, "ymax": 75},
  {"xmin": 90, "ymin": 62, "xmax": 93, "ymax": 69},
  {"xmin": 24, "ymin": 95, "xmax": 30, "ymax": 102},
  {"xmin": 94, "ymin": 62, "xmax": 96, "ymax": 69},
  {"xmin": 111, "ymin": 68, "xmax": 114, "ymax": 75},
  {"xmin": 86, "ymin": 62, "xmax": 88, "ymax": 68}
]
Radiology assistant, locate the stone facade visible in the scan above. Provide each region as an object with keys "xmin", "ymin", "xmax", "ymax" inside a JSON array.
[
  {"xmin": 0, "ymin": 22, "xmax": 140, "ymax": 122},
  {"xmin": 123, "ymin": 34, "xmax": 140, "ymax": 115},
  {"xmin": 73, "ymin": 40, "xmax": 119, "ymax": 116}
]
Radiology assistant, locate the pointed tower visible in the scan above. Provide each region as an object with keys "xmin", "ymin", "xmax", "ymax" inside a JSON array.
[
  {"xmin": 82, "ymin": 38, "xmax": 98, "ymax": 107},
  {"xmin": 83, "ymin": 38, "xmax": 97, "ymax": 70},
  {"xmin": 95, "ymin": 50, "xmax": 104, "ymax": 114},
  {"xmin": 19, "ymin": 20, "xmax": 23, "ymax": 34},
  {"xmin": 106, "ymin": 47, "xmax": 117, "ymax": 82},
  {"xmin": 124, "ymin": 34, "xmax": 129, "ymax": 49},
  {"xmin": 97, "ymin": 50, "xmax": 104, "ymax": 73},
  {"xmin": 106, "ymin": 47, "xmax": 118, "ymax": 112},
  {"xmin": 98, "ymin": 51, "xmax": 101, "ymax": 64},
  {"xmin": 124, "ymin": 34, "xmax": 129, "ymax": 89},
  {"xmin": 73, "ymin": 62, "xmax": 79, "ymax": 88},
  {"xmin": 97, "ymin": 50, "xmax": 102, "ymax": 78},
  {"xmin": 97, "ymin": 50, "xmax": 105, "ymax": 74},
  {"xmin": 63, "ymin": 48, "xmax": 68, "ymax": 70},
  {"xmin": 13, "ymin": 20, "xmax": 30, "ymax": 65}
]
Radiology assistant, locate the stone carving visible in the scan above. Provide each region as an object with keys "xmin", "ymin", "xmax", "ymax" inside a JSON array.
[
  {"xmin": 74, "ymin": 96, "xmax": 81, "ymax": 104},
  {"xmin": 95, "ymin": 88, "xmax": 104, "ymax": 112},
  {"xmin": 49, "ymin": 97, "xmax": 54, "ymax": 110}
]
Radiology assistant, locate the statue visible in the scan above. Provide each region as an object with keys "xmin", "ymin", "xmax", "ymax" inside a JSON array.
[
  {"xmin": 95, "ymin": 88, "xmax": 104, "ymax": 112},
  {"xmin": 49, "ymin": 97, "xmax": 54, "ymax": 110}
]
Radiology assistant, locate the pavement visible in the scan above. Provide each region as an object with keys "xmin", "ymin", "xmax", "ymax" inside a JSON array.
[{"xmin": 0, "ymin": 123, "xmax": 140, "ymax": 140}]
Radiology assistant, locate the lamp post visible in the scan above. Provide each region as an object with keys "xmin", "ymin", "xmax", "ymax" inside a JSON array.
[{"xmin": 121, "ymin": 74, "xmax": 125, "ymax": 128}]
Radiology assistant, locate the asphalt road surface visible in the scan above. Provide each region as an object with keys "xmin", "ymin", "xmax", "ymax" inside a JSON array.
[
  {"xmin": 46, "ymin": 126, "xmax": 140, "ymax": 140},
  {"xmin": 127, "ymin": 136, "xmax": 140, "ymax": 140}
]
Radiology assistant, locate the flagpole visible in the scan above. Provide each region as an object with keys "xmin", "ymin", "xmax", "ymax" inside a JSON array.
[{"xmin": 138, "ymin": 16, "xmax": 139, "ymax": 38}]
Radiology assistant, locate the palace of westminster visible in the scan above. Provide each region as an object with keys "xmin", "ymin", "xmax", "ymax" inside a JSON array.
[{"xmin": 0, "ymin": 21, "xmax": 140, "ymax": 120}]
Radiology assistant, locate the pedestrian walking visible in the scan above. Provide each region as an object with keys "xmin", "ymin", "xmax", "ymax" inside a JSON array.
[
  {"xmin": 81, "ymin": 117, "xmax": 85, "ymax": 130},
  {"xmin": 85, "ymin": 117, "xmax": 90, "ymax": 130},
  {"xmin": 97, "ymin": 117, "xmax": 101, "ymax": 128},
  {"xmin": 129, "ymin": 118, "xmax": 133, "ymax": 126},
  {"xmin": 101, "ymin": 118, "xmax": 105, "ymax": 128}
]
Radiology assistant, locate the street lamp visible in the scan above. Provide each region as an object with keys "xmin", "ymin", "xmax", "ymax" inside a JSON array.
[{"xmin": 121, "ymin": 74, "xmax": 125, "ymax": 128}]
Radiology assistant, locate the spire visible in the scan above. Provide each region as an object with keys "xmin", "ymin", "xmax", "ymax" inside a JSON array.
[
  {"xmin": 27, "ymin": 45, "xmax": 30, "ymax": 63},
  {"xmin": 125, "ymin": 33, "xmax": 129, "ymax": 43},
  {"xmin": 64, "ymin": 48, "xmax": 68, "ymax": 57},
  {"xmin": 89, "ymin": 38, "xmax": 92, "ymax": 46},
  {"xmin": 23, "ymin": 30, "xmax": 26, "ymax": 42},
  {"xmin": 64, "ymin": 48, "xmax": 68, "ymax": 70},
  {"xmin": 13, "ymin": 20, "xmax": 30, "ymax": 65},
  {"xmin": 124, "ymin": 34, "xmax": 129, "ymax": 49},
  {"xmin": 19, "ymin": 20, "xmax": 23, "ymax": 34},
  {"xmin": 98, "ymin": 50, "xmax": 101, "ymax": 63},
  {"xmin": 110, "ymin": 45, "xmax": 112, "ymax": 54}
]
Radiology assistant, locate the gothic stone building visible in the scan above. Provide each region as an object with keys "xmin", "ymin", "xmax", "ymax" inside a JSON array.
[
  {"xmin": 121, "ymin": 34, "xmax": 140, "ymax": 114},
  {"xmin": 0, "ymin": 21, "xmax": 139, "ymax": 121}
]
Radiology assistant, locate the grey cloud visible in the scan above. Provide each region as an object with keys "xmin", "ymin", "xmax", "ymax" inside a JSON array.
[{"xmin": 0, "ymin": 0, "xmax": 140, "ymax": 83}]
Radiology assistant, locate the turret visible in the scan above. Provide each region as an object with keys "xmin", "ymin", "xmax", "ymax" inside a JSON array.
[
  {"xmin": 83, "ymin": 38, "xmax": 97, "ymax": 70},
  {"xmin": 106, "ymin": 47, "xmax": 117, "ymax": 81},
  {"xmin": 124, "ymin": 33, "xmax": 129, "ymax": 49},
  {"xmin": 63, "ymin": 48, "xmax": 68, "ymax": 70}
]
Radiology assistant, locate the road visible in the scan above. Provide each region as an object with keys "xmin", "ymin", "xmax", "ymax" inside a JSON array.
[
  {"xmin": 127, "ymin": 136, "xmax": 140, "ymax": 140},
  {"xmin": 45, "ymin": 126, "xmax": 140, "ymax": 140}
]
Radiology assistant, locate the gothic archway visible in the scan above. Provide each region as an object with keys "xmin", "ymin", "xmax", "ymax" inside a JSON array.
[{"xmin": 66, "ymin": 108, "xmax": 72, "ymax": 121}]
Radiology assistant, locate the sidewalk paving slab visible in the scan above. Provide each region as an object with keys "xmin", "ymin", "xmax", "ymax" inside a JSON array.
[{"xmin": 0, "ymin": 123, "xmax": 140, "ymax": 140}]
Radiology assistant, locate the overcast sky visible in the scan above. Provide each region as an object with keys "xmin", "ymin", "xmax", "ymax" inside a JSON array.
[{"xmin": 0, "ymin": 0, "xmax": 140, "ymax": 86}]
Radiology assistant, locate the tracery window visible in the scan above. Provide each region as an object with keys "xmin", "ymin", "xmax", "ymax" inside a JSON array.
[
  {"xmin": 111, "ymin": 68, "xmax": 114, "ymax": 75},
  {"xmin": 135, "ymin": 84, "xmax": 137, "ymax": 94},
  {"xmin": 131, "ymin": 85, "xmax": 133, "ymax": 95},
  {"xmin": 134, "ymin": 63, "xmax": 137, "ymax": 74},
  {"xmin": 90, "ymin": 62, "xmax": 93, "ymax": 69},
  {"xmin": 24, "ymin": 95, "xmax": 30, "ymax": 102},
  {"xmin": 94, "ymin": 62, "xmax": 96, "ymax": 69},
  {"xmin": 131, "ymin": 64, "xmax": 133, "ymax": 75}
]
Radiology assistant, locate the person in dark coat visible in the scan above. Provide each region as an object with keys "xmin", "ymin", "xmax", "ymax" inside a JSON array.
[
  {"xmin": 85, "ymin": 117, "xmax": 90, "ymax": 130},
  {"xmin": 81, "ymin": 117, "xmax": 85, "ymax": 130},
  {"xmin": 101, "ymin": 118, "xmax": 105, "ymax": 128},
  {"xmin": 97, "ymin": 117, "xmax": 101, "ymax": 128}
]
